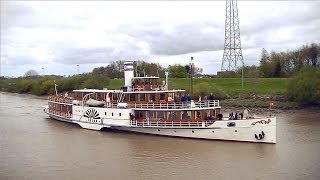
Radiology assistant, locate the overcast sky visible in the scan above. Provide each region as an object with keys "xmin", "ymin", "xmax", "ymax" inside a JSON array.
[{"xmin": 1, "ymin": 1, "xmax": 319, "ymax": 77}]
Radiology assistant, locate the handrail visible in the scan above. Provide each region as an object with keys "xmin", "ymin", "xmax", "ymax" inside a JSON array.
[
  {"xmin": 130, "ymin": 120, "xmax": 215, "ymax": 127},
  {"xmin": 48, "ymin": 96, "xmax": 73, "ymax": 104},
  {"xmin": 129, "ymin": 100, "xmax": 219, "ymax": 109},
  {"xmin": 48, "ymin": 95, "xmax": 220, "ymax": 110}
]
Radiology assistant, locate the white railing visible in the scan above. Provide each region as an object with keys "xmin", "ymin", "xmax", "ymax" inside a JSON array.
[
  {"xmin": 130, "ymin": 120, "xmax": 215, "ymax": 127},
  {"xmin": 48, "ymin": 96, "xmax": 73, "ymax": 104},
  {"xmin": 49, "ymin": 95, "xmax": 219, "ymax": 110},
  {"xmin": 129, "ymin": 100, "xmax": 219, "ymax": 109}
]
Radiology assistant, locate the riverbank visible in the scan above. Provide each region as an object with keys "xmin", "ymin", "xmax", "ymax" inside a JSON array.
[
  {"xmin": 1, "ymin": 77, "xmax": 318, "ymax": 109},
  {"xmin": 220, "ymin": 98, "xmax": 299, "ymax": 109},
  {"xmin": 2, "ymin": 91, "xmax": 317, "ymax": 111}
]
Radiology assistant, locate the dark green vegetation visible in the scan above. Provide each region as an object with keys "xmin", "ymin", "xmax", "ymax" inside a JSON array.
[
  {"xmin": 0, "ymin": 74, "xmax": 109, "ymax": 96},
  {"xmin": 258, "ymin": 43, "xmax": 319, "ymax": 77},
  {"xmin": 92, "ymin": 61, "xmax": 166, "ymax": 78},
  {"xmin": 1, "ymin": 43, "xmax": 319, "ymax": 108},
  {"xmin": 287, "ymin": 67, "xmax": 320, "ymax": 106}
]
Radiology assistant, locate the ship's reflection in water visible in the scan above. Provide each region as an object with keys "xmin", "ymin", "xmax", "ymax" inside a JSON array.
[{"xmin": 1, "ymin": 92, "xmax": 319, "ymax": 180}]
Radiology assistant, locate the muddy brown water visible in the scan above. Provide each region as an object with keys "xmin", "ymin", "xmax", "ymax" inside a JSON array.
[{"xmin": 1, "ymin": 92, "xmax": 320, "ymax": 180}]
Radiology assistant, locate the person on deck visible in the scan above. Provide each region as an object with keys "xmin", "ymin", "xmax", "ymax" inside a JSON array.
[
  {"xmin": 186, "ymin": 94, "xmax": 191, "ymax": 102},
  {"xmin": 208, "ymin": 93, "xmax": 215, "ymax": 100},
  {"xmin": 174, "ymin": 95, "xmax": 180, "ymax": 102}
]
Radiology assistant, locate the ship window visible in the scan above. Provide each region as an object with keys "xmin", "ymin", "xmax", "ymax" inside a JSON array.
[
  {"xmin": 147, "ymin": 111, "xmax": 154, "ymax": 120},
  {"xmin": 105, "ymin": 112, "xmax": 107, "ymax": 116},
  {"xmin": 160, "ymin": 93, "xmax": 165, "ymax": 101},
  {"xmin": 97, "ymin": 93, "xmax": 101, "ymax": 100},
  {"xmin": 157, "ymin": 111, "xmax": 164, "ymax": 120},
  {"xmin": 123, "ymin": 94, "xmax": 129, "ymax": 101},
  {"xmin": 119, "ymin": 113, "xmax": 121, "ymax": 116},
  {"xmin": 181, "ymin": 111, "xmax": 191, "ymax": 120},
  {"xmin": 112, "ymin": 113, "xmax": 114, "ymax": 116},
  {"xmin": 138, "ymin": 111, "xmax": 144, "ymax": 118},
  {"xmin": 150, "ymin": 94, "xmax": 156, "ymax": 102},
  {"xmin": 130, "ymin": 94, "xmax": 136, "ymax": 101},
  {"xmin": 168, "ymin": 111, "xmax": 177, "ymax": 120},
  {"xmin": 113, "ymin": 93, "xmax": 118, "ymax": 100},
  {"xmin": 196, "ymin": 111, "xmax": 202, "ymax": 120},
  {"xmin": 205, "ymin": 110, "xmax": 211, "ymax": 120},
  {"xmin": 139, "ymin": 93, "xmax": 145, "ymax": 101}
]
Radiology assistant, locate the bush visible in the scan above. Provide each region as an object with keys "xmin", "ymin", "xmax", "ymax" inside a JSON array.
[
  {"xmin": 287, "ymin": 67, "xmax": 320, "ymax": 106},
  {"xmin": 194, "ymin": 82, "xmax": 209, "ymax": 97}
]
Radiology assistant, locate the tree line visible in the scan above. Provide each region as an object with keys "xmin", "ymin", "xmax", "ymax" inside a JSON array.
[
  {"xmin": 0, "ymin": 74, "xmax": 110, "ymax": 96},
  {"xmin": 259, "ymin": 43, "xmax": 319, "ymax": 78},
  {"xmin": 92, "ymin": 61, "xmax": 167, "ymax": 78},
  {"xmin": 0, "ymin": 43, "xmax": 319, "ymax": 106}
]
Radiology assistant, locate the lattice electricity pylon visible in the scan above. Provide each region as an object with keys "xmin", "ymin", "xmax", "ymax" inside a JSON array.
[{"xmin": 221, "ymin": 0, "xmax": 244, "ymax": 72}]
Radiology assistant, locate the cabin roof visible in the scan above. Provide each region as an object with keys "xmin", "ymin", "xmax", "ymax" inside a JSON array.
[
  {"xmin": 72, "ymin": 89, "xmax": 185, "ymax": 93},
  {"xmin": 73, "ymin": 89, "xmax": 122, "ymax": 93},
  {"xmin": 122, "ymin": 89, "xmax": 185, "ymax": 94}
]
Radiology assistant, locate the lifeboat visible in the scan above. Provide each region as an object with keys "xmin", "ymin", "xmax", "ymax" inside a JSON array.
[{"xmin": 86, "ymin": 98, "xmax": 105, "ymax": 107}]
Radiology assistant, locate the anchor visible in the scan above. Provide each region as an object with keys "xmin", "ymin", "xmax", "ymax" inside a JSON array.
[{"xmin": 255, "ymin": 131, "xmax": 265, "ymax": 140}]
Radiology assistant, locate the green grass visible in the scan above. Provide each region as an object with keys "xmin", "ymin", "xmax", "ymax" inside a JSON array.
[
  {"xmin": 107, "ymin": 78, "xmax": 288, "ymax": 96},
  {"xmin": 106, "ymin": 79, "xmax": 124, "ymax": 90}
]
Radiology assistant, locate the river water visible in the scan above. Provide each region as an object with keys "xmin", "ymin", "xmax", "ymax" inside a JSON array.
[{"xmin": 0, "ymin": 92, "xmax": 319, "ymax": 180}]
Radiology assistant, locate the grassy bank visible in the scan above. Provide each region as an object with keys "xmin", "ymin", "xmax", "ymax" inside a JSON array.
[
  {"xmin": 106, "ymin": 78, "xmax": 287, "ymax": 96},
  {"xmin": 0, "ymin": 77, "xmax": 301, "ymax": 109},
  {"xmin": 105, "ymin": 78, "xmax": 296, "ymax": 109}
]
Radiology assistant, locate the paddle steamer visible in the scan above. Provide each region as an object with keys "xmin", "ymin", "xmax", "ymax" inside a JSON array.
[{"xmin": 43, "ymin": 61, "xmax": 276, "ymax": 143}]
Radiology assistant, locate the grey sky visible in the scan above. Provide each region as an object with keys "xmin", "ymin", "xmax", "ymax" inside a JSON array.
[{"xmin": 1, "ymin": 1, "xmax": 320, "ymax": 77}]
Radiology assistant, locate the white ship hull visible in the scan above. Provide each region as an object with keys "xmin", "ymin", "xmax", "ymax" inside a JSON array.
[
  {"xmin": 43, "ymin": 106, "xmax": 276, "ymax": 143},
  {"xmin": 111, "ymin": 117, "xmax": 276, "ymax": 143}
]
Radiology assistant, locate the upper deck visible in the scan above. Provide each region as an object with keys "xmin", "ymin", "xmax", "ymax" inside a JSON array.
[{"xmin": 48, "ymin": 95, "xmax": 220, "ymax": 110}]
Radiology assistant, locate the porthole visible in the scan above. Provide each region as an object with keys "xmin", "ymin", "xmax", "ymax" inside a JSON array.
[
  {"xmin": 174, "ymin": 130, "xmax": 176, "ymax": 132},
  {"xmin": 119, "ymin": 113, "xmax": 121, "ymax": 116},
  {"xmin": 112, "ymin": 113, "xmax": 114, "ymax": 116},
  {"xmin": 212, "ymin": 131, "xmax": 214, "ymax": 133},
  {"xmin": 105, "ymin": 112, "xmax": 107, "ymax": 116},
  {"xmin": 158, "ymin": 129, "xmax": 160, "ymax": 131},
  {"xmin": 192, "ymin": 130, "xmax": 194, "ymax": 133},
  {"xmin": 235, "ymin": 130, "xmax": 237, "ymax": 132}
]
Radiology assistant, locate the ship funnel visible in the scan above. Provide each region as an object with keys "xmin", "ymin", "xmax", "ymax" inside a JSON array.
[{"xmin": 124, "ymin": 61, "xmax": 134, "ymax": 87}]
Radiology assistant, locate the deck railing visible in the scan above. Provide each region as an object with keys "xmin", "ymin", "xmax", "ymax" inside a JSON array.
[
  {"xmin": 130, "ymin": 120, "xmax": 215, "ymax": 127},
  {"xmin": 48, "ymin": 96, "xmax": 73, "ymax": 104},
  {"xmin": 129, "ymin": 100, "xmax": 219, "ymax": 109},
  {"xmin": 48, "ymin": 109, "xmax": 72, "ymax": 118},
  {"xmin": 48, "ymin": 95, "xmax": 219, "ymax": 110}
]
